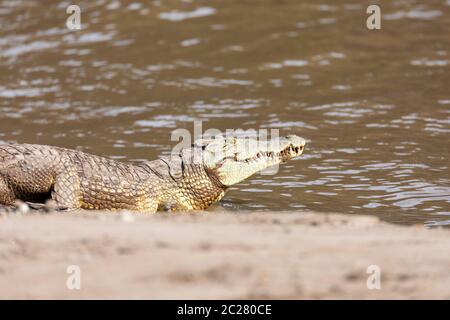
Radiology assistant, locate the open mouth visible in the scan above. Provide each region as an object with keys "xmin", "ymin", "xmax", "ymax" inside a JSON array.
[
  {"xmin": 279, "ymin": 144, "xmax": 304, "ymax": 162},
  {"xmin": 249, "ymin": 144, "xmax": 304, "ymax": 163}
]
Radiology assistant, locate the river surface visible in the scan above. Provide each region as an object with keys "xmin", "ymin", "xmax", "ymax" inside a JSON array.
[{"xmin": 0, "ymin": 0, "xmax": 449, "ymax": 226}]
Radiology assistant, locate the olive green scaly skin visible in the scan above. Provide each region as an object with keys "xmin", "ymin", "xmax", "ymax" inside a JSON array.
[{"xmin": 0, "ymin": 144, "xmax": 225, "ymax": 212}]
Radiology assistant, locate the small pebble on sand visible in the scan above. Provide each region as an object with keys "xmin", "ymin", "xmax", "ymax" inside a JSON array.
[
  {"xmin": 14, "ymin": 200, "xmax": 30, "ymax": 215},
  {"xmin": 119, "ymin": 211, "xmax": 135, "ymax": 223}
]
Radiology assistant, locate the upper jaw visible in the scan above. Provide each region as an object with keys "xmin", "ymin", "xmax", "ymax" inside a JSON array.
[
  {"xmin": 251, "ymin": 136, "xmax": 306, "ymax": 164},
  {"xmin": 279, "ymin": 145, "xmax": 302, "ymax": 162}
]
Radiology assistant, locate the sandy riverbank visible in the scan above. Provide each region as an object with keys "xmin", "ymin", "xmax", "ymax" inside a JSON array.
[{"xmin": 0, "ymin": 210, "xmax": 449, "ymax": 299}]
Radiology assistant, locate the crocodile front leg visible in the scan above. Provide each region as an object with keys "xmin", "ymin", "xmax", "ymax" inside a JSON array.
[
  {"xmin": 51, "ymin": 168, "xmax": 81, "ymax": 210},
  {"xmin": 0, "ymin": 176, "xmax": 15, "ymax": 206}
]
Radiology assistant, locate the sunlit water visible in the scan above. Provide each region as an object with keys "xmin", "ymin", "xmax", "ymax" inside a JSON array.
[{"xmin": 0, "ymin": 0, "xmax": 449, "ymax": 226}]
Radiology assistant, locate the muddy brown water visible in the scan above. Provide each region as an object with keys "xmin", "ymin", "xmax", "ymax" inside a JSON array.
[{"xmin": 0, "ymin": 0, "xmax": 449, "ymax": 226}]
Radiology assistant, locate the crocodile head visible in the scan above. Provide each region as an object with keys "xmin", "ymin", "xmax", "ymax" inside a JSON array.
[{"xmin": 192, "ymin": 134, "xmax": 306, "ymax": 186}]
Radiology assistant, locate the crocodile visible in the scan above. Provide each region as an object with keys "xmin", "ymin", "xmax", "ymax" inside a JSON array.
[{"xmin": 0, "ymin": 134, "xmax": 306, "ymax": 213}]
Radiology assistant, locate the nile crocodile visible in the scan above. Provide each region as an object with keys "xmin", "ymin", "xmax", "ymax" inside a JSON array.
[{"xmin": 0, "ymin": 134, "xmax": 306, "ymax": 213}]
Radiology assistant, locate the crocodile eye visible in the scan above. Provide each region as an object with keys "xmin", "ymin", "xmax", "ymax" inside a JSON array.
[{"xmin": 201, "ymin": 145, "xmax": 207, "ymax": 151}]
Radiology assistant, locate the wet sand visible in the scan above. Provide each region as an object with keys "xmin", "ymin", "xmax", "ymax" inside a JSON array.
[{"xmin": 0, "ymin": 210, "xmax": 449, "ymax": 299}]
